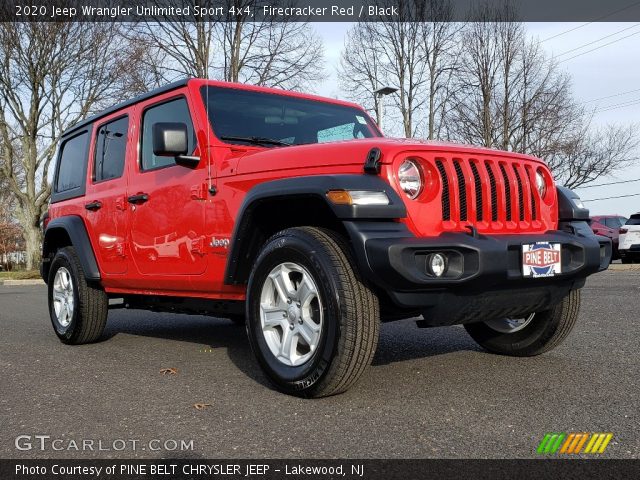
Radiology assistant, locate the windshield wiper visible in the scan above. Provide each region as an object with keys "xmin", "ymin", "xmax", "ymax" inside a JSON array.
[{"xmin": 220, "ymin": 135, "xmax": 292, "ymax": 147}]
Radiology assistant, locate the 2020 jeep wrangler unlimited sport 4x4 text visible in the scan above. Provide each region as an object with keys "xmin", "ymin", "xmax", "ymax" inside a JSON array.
[{"xmin": 41, "ymin": 79, "xmax": 611, "ymax": 397}]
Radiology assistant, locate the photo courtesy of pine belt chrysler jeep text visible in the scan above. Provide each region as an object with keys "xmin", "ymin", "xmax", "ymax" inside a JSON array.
[{"xmin": 41, "ymin": 79, "xmax": 611, "ymax": 397}]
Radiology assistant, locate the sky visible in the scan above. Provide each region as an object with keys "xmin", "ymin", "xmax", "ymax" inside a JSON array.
[{"xmin": 313, "ymin": 22, "xmax": 640, "ymax": 217}]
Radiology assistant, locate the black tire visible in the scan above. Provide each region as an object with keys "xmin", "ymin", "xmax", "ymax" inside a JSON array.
[
  {"xmin": 246, "ymin": 227, "xmax": 379, "ymax": 398},
  {"xmin": 621, "ymin": 257, "xmax": 632, "ymax": 264},
  {"xmin": 464, "ymin": 289, "xmax": 581, "ymax": 356},
  {"xmin": 48, "ymin": 246, "xmax": 108, "ymax": 345}
]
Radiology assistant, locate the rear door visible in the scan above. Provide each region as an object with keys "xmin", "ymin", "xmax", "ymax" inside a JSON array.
[
  {"xmin": 84, "ymin": 112, "xmax": 131, "ymax": 275},
  {"xmin": 127, "ymin": 91, "xmax": 207, "ymax": 282}
]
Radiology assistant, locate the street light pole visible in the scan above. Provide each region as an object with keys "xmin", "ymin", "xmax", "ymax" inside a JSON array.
[{"xmin": 374, "ymin": 86, "xmax": 398, "ymax": 132}]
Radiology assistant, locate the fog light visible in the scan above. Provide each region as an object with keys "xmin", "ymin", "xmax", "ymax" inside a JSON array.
[{"xmin": 427, "ymin": 253, "xmax": 447, "ymax": 277}]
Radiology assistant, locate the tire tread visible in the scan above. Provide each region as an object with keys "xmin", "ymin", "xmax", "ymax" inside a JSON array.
[
  {"xmin": 249, "ymin": 226, "xmax": 379, "ymax": 397},
  {"xmin": 51, "ymin": 247, "xmax": 108, "ymax": 344}
]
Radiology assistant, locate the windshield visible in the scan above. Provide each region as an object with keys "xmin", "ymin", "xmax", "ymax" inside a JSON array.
[{"xmin": 201, "ymin": 86, "xmax": 380, "ymax": 147}]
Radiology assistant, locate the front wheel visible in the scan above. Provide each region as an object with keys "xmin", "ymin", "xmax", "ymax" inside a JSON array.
[
  {"xmin": 464, "ymin": 289, "xmax": 581, "ymax": 356},
  {"xmin": 246, "ymin": 227, "xmax": 379, "ymax": 398}
]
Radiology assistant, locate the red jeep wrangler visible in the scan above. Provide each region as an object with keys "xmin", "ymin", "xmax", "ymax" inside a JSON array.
[{"xmin": 42, "ymin": 79, "xmax": 611, "ymax": 397}]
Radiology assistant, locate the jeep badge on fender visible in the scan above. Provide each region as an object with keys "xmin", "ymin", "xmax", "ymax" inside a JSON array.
[{"xmin": 41, "ymin": 79, "xmax": 611, "ymax": 398}]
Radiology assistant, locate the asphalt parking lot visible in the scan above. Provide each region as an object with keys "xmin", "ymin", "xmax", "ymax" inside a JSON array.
[{"xmin": 1, "ymin": 270, "xmax": 638, "ymax": 459}]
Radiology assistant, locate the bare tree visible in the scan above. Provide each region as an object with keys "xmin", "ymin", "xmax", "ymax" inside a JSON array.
[
  {"xmin": 340, "ymin": 19, "xmax": 426, "ymax": 137},
  {"xmin": 228, "ymin": 20, "xmax": 324, "ymax": 90},
  {"xmin": 132, "ymin": 14, "xmax": 216, "ymax": 85},
  {"xmin": 0, "ymin": 177, "xmax": 23, "ymax": 270},
  {"xmin": 447, "ymin": 16, "xmax": 502, "ymax": 146},
  {"xmin": 419, "ymin": 1, "xmax": 462, "ymax": 139},
  {"xmin": 133, "ymin": 1, "xmax": 325, "ymax": 91},
  {"xmin": 0, "ymin": 22, "xmax": 148, "ymax": 269},
  {"xmin": 546, "ymin": 123, "xmax": 640, "ymax": 189},
  {"xmin": 446, "ymin": 4, "xmax": 639, "ymax": 187},
  {"xmin": 381, "ymin": 19, "xmax": 426, "ymax": 137},
  {"xmin": 339, "ymin": 23, "xmax": 386, "ymax": 124},
  {"xmin": 340, "ymin": 1, "xmax": 460, "ymax": 138}
]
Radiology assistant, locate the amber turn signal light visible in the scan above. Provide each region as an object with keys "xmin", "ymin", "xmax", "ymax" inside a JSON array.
[{"xmin": 326, "ymin": 190, "xmax": 390, "ymax": 206}]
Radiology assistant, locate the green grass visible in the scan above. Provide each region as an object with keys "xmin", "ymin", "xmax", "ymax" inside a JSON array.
[{"xmin": 0, "ymin": 270, "xmax": 41, "ymax": 280}]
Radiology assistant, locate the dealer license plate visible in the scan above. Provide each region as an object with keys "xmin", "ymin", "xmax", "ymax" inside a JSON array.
[{"xmin": 522, "ymin": 242, "xmax": 562, "ymax": 278}]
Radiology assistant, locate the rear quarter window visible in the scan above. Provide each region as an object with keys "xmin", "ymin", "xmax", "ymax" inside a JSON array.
[
  {"xmin": 626, "ymin": 215, "xmax": 640, "ymax": 226},
  {"xmin": 51, "ymin": 129, "xmax": 90, "ymax": 202}
]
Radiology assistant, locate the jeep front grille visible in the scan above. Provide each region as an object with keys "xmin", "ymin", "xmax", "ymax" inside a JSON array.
[
  {"xmin": 498, "ymin": 163, "xmax": 512, "ymax": 222},
  {"xmin": 435, "ymin": 160, "xmax": 450, "ymax": 221},
  {"xmin": 453, "ymin": 160, "xmax": 467, "ymax": 221},
  {"xmin": 469, "ymin": 162, "xmax": 483, "ymax": 222},
  {"xmin": 434, "ymin": 156, "xmax": 540, "ymax": 229}
]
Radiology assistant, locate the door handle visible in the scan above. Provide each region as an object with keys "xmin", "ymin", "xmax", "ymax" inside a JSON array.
[
  {"xmin": 84, "ymin": 201, "xmax": 102, "ymax": 211},
  {"xmin": 127, "ymin": 193, "xmax": 149, "ymax": 204}
]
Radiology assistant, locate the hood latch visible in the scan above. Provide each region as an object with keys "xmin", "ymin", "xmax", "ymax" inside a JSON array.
[{"xmin": 364, "ymin": 147, "xmax": 382, "ymax": 174}]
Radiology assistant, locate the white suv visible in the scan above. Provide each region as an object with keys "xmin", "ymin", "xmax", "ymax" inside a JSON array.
[{"xmin": 619, "ymin": 213, "xmax": 640, "ymax": 263}]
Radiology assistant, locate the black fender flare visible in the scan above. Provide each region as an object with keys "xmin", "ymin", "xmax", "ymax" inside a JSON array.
[
  {"xmin": 224, "ymin": 174, "xmax": 406, "ymax": 285},
  {"xmin": 557, "ymin": 186, "xmax": 590, "ymax": 221},
  {"xmin": 42, "ymin": 216, "xmax": 101, "ymax": 282}
]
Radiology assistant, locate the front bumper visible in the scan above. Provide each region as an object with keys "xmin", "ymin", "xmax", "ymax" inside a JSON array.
[{"xmin": 345, "ymin": 220, "xmax": 611, "ymax": 325}]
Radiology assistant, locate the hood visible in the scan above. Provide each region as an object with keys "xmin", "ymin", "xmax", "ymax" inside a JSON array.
[{"xmin": 235, "ymin": 138, "xmax": 545, "ymax": 175}]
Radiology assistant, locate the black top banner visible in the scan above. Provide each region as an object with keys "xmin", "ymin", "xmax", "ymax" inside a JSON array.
[{"xmin": 2, "ymin": 0, "xmax": 640, "ymax": 22}]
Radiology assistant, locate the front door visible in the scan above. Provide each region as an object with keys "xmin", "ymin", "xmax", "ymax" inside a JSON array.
[{"xmin": 127, "ymin": 93, "xmax": 207, "ymax": 282}]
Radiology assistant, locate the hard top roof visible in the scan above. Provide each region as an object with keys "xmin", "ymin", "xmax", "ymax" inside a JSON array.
[{"xmin": 61, "ymin": 78, "xmax": 364, "ymax": 138}]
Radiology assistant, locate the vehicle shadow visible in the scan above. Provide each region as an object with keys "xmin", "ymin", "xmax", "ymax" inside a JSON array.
[
  {"xmin": 101, "ymin": 312, "xmax": 483, "ymax": 388},
  {"xmin": 102, "ymin": 311, "xmax": 271, "ymax": 389},
  {"xmin": 372, "ymin": 319, "xmax": 483, "ymax": 366}
]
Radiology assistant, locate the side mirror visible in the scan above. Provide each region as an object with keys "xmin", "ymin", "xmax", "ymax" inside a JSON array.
[{"xmin": 152, "ymin": 122, "xmax": 200, "ymax": 168}]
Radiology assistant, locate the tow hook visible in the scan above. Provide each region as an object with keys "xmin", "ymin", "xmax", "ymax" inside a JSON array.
[{"xmin": 465, "ymin": 225, "xmax": 479, "ymax": 238}]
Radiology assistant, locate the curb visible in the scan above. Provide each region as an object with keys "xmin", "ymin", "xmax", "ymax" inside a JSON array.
[
  {"xmin": 0, "ymin": 279, "xmax": 46, "ymax": 286},
  {"xmin": 604, "ymin": 263, "xmax": 640, "ymax": 271}
]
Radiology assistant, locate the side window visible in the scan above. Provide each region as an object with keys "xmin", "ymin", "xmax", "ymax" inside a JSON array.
[
  {"xmin": 55, "ymin": 131, "xmax": 89, "ymax": 192},
  {"xmin": 141, "ymin": 97, "xmax": 195, "ymax": 171},
  {"xmin": 94, "ymin": 116, "xmax": 128, "ymax": 182}
]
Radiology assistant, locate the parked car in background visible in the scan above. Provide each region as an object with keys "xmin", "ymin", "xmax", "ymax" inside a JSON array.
[
  {"xmin": 619, "ymin": 214, "xmax": 640, "ymax": 263},
  {"xmin": 590, "ymin": 215, "xmax": 628, "ymax": 260}
]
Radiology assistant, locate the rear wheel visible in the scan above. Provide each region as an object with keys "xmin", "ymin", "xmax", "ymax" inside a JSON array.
[
  {"xmin": 621, "ymin": 257, "xmax": 632, "ymax": 264},
  {"xmin": 464, "ymin": 289, "xmax": 580, "ymax": 356},
  {"xmin": 48, "ymin": 247, "xmax": 108, "ymax": 344},
  {"xmin": 246, "ymin": 227, "xmax": 379, "ymax": 397}
]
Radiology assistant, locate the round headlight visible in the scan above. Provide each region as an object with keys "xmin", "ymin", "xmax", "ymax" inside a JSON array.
[
  {"xmin": 398, "ymin": 159, "xmax": 423, "ymax": 199},
  {"xmin": 535, "ymin": 170, "xmax": 547, "ymax": 199}
]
